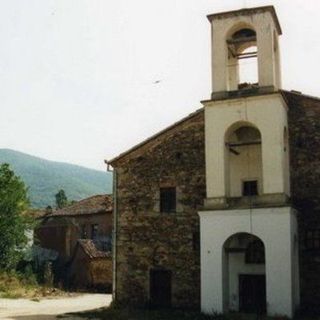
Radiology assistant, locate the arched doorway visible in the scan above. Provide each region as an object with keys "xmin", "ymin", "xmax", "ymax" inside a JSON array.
[{"xmin": 223, "ymin": 233, "xmax": 266, "ymax": 313}]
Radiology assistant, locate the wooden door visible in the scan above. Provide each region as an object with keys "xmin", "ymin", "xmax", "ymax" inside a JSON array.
[
  {"xmin": 239, "ymin": 274, "xmax": 266, "ymax": 314},
  {"xmin": 150, "ymin": 269, "xmax": 172, "ymax": 308}
]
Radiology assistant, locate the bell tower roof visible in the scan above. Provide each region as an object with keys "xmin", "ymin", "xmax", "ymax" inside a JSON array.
[{"xmin": 207, "ymin": 6, "xmax": 282, "ymax": 35}]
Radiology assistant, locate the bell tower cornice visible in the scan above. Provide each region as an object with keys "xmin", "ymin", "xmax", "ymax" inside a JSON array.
[{"xmin": 207, "ymin": 6, "xmax": 282, "ymax": 35}]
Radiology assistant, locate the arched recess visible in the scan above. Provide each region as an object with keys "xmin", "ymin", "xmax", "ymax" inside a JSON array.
[
  {"xmin": 222, "ymin": 233, "xmax": 266, "ymax": 313},
  {"xmin": 224, "ymin": 121, "xmax": 263, "ymax": 197},
  {"xmin": 226, "ymin": 24, "xmax": 258, "ymax": 90}
]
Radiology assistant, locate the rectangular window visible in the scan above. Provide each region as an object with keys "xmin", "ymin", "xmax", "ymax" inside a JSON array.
[
  {"xmin": 81, "ymin": 225, "xmax": 87, "ymax": 239},
  {"xmin": 305, "ymin": 230, "xmax": 320, "ymax": 250},
  {"xmin": 160, "ymin": 187, "xmax": 176, "ymax": 213},
  {"xmin": 242, "ymin": 180, "xmax": 258, "ymax": 196},
  {"xmin": 91, "ymin": 224, "xmax": 99, "ymax": 240}
]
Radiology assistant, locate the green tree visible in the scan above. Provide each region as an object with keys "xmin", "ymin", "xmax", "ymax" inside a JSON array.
[
  {"xmin": 55, "ymin": 189, "xmax": 68, "ymax": 209},
  {"xmin": 0, "ymin": 163, "xmax": 31, "ymax": 270}
]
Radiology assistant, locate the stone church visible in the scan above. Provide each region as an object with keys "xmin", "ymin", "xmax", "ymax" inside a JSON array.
[{"xmin": 107, "ymin": 6, "xmax": 320, "ymax": 317}]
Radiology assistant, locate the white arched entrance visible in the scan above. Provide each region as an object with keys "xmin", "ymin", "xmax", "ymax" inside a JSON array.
[
  {"xmin": 223, "ymin": 233, "xmax": 266, "ymax": 313},
  {"xmin": 198, "ymin": 207, "xmax": 300, "ymax": 317}
]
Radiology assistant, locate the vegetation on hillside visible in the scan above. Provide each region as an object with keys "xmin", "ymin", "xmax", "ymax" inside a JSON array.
[
  {"xmin": 55, "ymin": 189, "xmax": 69, "ymax": 208},
  {"xmin": 0, "ymin": 164, "xmax": 74, "ymax": 299},
  {"xmin": 0, "ymin": 149, "xmax": 112, "ymax": 208},
  {"xmin": 0, "ymin": 164, "xmax": 37, "ymax": 297},
  {"xmin": 0, "ymin": 163, "xmax": 33, "ymax": 270}
]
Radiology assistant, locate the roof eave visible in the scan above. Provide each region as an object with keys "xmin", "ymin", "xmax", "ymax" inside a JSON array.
[{"xmin": 106, "ymin": 107, "xmax": 203, "ymax": 166}]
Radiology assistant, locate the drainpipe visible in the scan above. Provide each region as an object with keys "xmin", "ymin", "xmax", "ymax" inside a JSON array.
[{"xmin": 106, "ymin": 160, "xmax": 117, "ymax": 301}]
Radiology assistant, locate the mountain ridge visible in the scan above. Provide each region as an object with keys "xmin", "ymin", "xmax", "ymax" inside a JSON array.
[{"xmin": 0, "ymin": 149, "xmax": 112, "ymax": 208}]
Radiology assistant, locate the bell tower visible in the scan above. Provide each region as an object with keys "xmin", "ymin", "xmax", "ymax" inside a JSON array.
[
  {"xmin": 203, "ymin": 6, "xmax": 290, "ymax": 207},
  {"xmin": 199, "ymin": 6, "xmax": 300, "ymax": 318},
  {"xmin": 208, "ymin": 6, "xmax": 282, "ymax": 98}
]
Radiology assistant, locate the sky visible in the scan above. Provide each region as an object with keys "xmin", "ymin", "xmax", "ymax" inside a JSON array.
[{"xmin": 1, "ymin": 0, "xmax": 320, "ymax": 171}]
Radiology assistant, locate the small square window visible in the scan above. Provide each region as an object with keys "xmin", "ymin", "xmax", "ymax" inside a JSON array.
[
  {"xmin": 242, "ymin": 180, "xmax": 258, "ymax": 196},
  {"xmin": 160, "ymin": 187, "xmax": 176, "ymax": 213},
  {"xmin": 245, "ymin": 240, "xmax": 265, "ymax": 264}
]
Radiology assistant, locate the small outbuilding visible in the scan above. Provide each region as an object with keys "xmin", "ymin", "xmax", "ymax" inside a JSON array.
[
  {"xmin": 35, "ymin": 194, "xmax": 113, "ymax": 290},
  {"xmin": 68, "ymin": 239, "xmax": 112, "ymax": 291}
]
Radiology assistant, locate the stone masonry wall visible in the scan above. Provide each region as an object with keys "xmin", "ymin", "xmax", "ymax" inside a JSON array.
[
  {"xmin": 285, "ymin": 91, "xmax": 320, "ymax": 312},
  {"xmin": 113, "ymin": 110, "xmax": 205, "ymax": 308},
  {"xmin": 113, "ymin": 92, "xmax": 320, "ymax": 310}
]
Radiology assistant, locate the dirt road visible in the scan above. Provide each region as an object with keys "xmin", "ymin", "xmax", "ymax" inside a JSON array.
[{"xmin": 0, "ymin": 293, "xmax": 111, "ymax": 320}]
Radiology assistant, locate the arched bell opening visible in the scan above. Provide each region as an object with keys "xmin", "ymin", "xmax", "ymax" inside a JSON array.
[
  {"xmin": 225, "ymin": 122, "xmax": 263, "ymax": 198},
  {"xmin": 222, "ymin": 233, "xmax": 266, "ymax": 313},
  {"xmin": 226, "ymin": 27, "xmax": 258, "ymax": 90}
]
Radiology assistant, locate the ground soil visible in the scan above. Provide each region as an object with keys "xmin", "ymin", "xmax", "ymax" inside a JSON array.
[{"xmin": 0, "ymin": 293, "xmax": 111, "ymax": 320}]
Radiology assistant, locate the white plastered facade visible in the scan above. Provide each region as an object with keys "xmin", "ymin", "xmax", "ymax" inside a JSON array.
[
  {"xmin": 199, "ymin": 207, "xmax": 300, "ymax": 317},
  {"xmin": 198, "ymin": 6, "xmax": 299, "ymax": 318},
  {"xmin": 204, "ymin": 93, "xmax": 290, "ymax": 200}
]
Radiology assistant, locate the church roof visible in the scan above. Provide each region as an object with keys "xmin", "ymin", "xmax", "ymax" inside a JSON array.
[
  {"xmin": 107, "ymin": 107, "xmax": 203, "ymax": 165},
  {"xmin": 107, "ymin": 90, "xmax": 320, "ymax": 166}
]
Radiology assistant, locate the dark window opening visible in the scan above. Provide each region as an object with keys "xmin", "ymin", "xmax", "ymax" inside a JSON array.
[
  {"xmin": 160, "ymin": 187, "xmax": 176, "ymax": 213},
  {"xmin": 94, "ymin": 237, "xmax": 112, "ymax": 252},
  {"xmin": 242, "ymin": 180, "xmax": 258, "ymax": 196},
  {"xmin": 305, "ymin": 230, "xmax": 320, "ymax": 250},
  {"xmin": 91, "ymin": 224, "xmax": 99, "ymax": 240},
  {"xmin": 175, "ymin": 152, "xmax": 183, "ymax": 160},
  {"xmin": 245, "ymin": 240, "xmax": 265, "ymax": 264}
]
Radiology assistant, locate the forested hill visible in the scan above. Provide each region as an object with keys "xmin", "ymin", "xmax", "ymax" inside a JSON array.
[{"xmin": 0, "ymin": 149, "xmax": 112, "ymax": 208}]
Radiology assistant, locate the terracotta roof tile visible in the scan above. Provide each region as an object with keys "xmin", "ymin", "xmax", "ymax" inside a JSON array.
[
  {"xmin": 48, "ymin": 194, "xmax": 112, "ymax": 217},
  {"xmin": 77, "ymin": 239, "xmax": 111, "ymax": 259}
]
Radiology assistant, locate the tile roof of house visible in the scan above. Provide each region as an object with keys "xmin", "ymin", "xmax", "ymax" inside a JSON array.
[
  {"xmin": 47, "ymin": 194, "xmax": 113, "ymax": 217},
  {"xmin": 26, "ymin": 208, "xmax": 47, "ymax": 219},
  {"xmin": 77, "ymin": 239, "xmax": 111, "ymax": 259}
]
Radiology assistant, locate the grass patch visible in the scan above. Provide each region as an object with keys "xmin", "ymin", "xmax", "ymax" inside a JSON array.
[
  {"xmin": 0, "ymin": 270, "xmax": 70, "ymax": 299},
  {"xmin": 63, "ymin": 306, "xmax": 231, "ymax": 320},
  {"xmin": 0, "ymin": 270, "xmax": 36, "ymax": 298},
  {"xmin": 61, "ymin": 306, "xmax": 320, "ymax": 320},
  {"xmin": 63, "ymin": 306, "xmax": 287, "ymax": 320}
]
